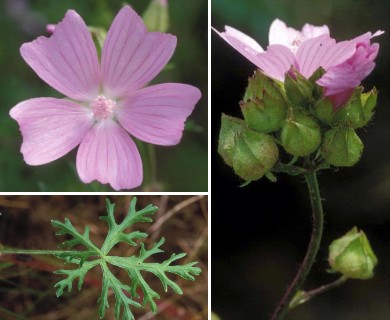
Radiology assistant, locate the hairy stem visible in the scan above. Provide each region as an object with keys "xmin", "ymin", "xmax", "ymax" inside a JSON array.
[
  {"xmin": 270, "ymin": 170, "xmax": 324, "ymax": 320},
  {"xmin": 0, "ymin": 249, "xmax": 96, "ymax": 256}
]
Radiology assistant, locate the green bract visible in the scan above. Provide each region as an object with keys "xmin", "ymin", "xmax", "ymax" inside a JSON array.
[
  {"xmin": 328, "ymin": 227, "xmax": 378, "ymax": 279},
  {"xmin": 52, "ymin": 198, "xmax": 201, "ymax": 320}
]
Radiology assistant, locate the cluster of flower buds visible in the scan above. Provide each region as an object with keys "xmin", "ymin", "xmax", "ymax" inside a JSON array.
[{"xmin": 218, "ymin": 68, "xmax": 378, "ymax": 181}]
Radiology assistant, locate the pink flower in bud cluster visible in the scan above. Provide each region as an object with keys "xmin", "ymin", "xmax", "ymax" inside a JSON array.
[
  {"xmin": 214, "ymin": 19, "xmax": 383, "ymax": 109},
  {"xmin": 10, "ymin": 6, "xmax": 201, "ymax": 190}
]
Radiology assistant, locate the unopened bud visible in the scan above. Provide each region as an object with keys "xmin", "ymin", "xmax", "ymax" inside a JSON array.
[
  {"xmin": 322, "ymin": 127, "xmax": 363, "ymax": 167},
  {"xmin": 329, "ymin": 227, "xmax": 378, "ymax": 279},
  {"xmin": 313, "ymin": 98, "xmax": 334, "ymax": 125},
  {"xmin": 241, "ymin": 91, "xmax": 286, "ymax": 133},
  {"xmin": 218, "ymin": 114, "xmax": 279, "ymax": 181},
  {"xmin": 243, "ymin": 70, "xmax": 284, "ymax": 102},
  {"xmin": 284, "ymin": 69, "xmax": 314, "ymax": 107},
  {"xmin": 333, "ymin": 88, "xmax": 366, "ymax": 129},
  {"xmin": 280, "ymin": 111, "xmax": 321, "ymax": 157}
]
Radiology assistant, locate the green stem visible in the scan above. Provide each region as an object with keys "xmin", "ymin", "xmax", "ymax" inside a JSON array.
[
  {"xmin": 0, "ymin": 249, "xmax": 95, "ymax": 256},
  {"xmin": 290, "ymin": 276, "xmax": 347, "ymax": 309},
  {"xmin": 270, "ymin": 170, "xmax": 324, "ymax": 320}
]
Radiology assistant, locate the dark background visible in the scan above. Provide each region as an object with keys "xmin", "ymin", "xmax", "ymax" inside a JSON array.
[
  {"xmin": 212, "ymin": 0, "xmax": 390, "ymax": 319},
  {"xmin": 0, "ymin": 0, "xmax": 207, "ymax": 191}
]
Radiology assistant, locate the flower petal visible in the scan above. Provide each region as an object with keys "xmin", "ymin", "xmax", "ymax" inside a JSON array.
[
  {"xmin": 212, "ymin": 25, "xmax": 264, "ymax": 68},
  {"xmin": 296, "ymin": 34, "xmax": 356, "ymax": 78},
  {"xmin": 256, "ymin": 45, "xmax": 295, "ymax": 81},
  {"xmin": 326, "ymin": 88, "xmax": 355, "ymax": 110},
  {"xmin": 301, "ymin": 23, "xmax": 330, "ymax": 39},
  {"xmin": 317, "ymin": 63, "xmax": 362, "ymax": 95},
  {"xmin": 20, "ymin": 10, "xmax": 100, "ymax": 101},
  {"xmin": 317, "ymin": 31, "xmax": 383, "ymax": 97},
  {"xmin": 76, "ymin": 120, "xmax": 142, "ymax": 190},
  {"xmin": 116, "ymin": 84, "xmax": 201, "ymax": 146},
  {"xmin": 269, "ymin": 19, "xmax": 301, "ymax": 46},
  {"xmin": 101, "ymin": 6, "xmax": 176, "ymax": 99},
  {"xmin": 9, "ymin": 98, "xmax": 94, "ymax": 165}
]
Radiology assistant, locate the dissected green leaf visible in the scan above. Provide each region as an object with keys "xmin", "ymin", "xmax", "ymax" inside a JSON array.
[{"xmin": 52, "ymin": 198, "xmax": 201, "ymax": 320}]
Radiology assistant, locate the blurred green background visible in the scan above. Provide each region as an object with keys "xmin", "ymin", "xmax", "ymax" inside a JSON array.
[
  {"xmin": 212, "ymin": 0, "xmax": 389, "ymax": 319},
  {"xmin": 0, "ymin": 0, "xmax": 207, "ymax": 191}
]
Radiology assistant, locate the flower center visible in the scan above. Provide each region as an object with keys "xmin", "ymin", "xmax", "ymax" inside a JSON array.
[{"xmin": 91, "ymin": 95, "xmax": 116, "ymax": 120}]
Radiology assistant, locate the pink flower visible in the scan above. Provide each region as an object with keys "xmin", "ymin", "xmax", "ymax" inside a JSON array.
[
  {"xmin": 214, "ymin": 19, "xmax": 383, "ymax": 109},
  {"xmin": 10, "ymin": 6, "xmax": 201, "ymax": 190}
]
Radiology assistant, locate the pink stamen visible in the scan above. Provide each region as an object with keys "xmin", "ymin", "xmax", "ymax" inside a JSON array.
[{"xmin": 91, "ymin": 95, "xmax": 116, "ymax": 120}]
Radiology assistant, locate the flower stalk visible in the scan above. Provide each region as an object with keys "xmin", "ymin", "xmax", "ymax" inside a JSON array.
[
  {"xmin": 271, "ymin": 170, "xmax": 324, "ymax": 320},
  {"xmin": 289, "ymin": 276, "xmax": 347, "ymax": 309}
]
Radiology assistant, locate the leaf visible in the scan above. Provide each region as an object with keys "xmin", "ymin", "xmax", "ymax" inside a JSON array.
[
  {"xmin": 52, "ymin": 198, "xmax": 201, "ymax": 320},
  {"xmin": 98, "ymin": 261, "xmax": 141, "ymax": 320},
  {"xmin": 100, "ymin": 198, "xmax": 157, "ymax": 255},
  {"xmin": 54, "ymin": 259, "xmax": 100, "ymax": 297},
  {"xmin": 51, "ymin": 218, "xmax": 100, "ymax": 263}
]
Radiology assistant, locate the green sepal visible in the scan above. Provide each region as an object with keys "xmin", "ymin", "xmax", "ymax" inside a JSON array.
[
  {"xmin": 360, "ymin": 87, "xmax": 378, "ymax": 123},
  {"xmin": 308, "ymin": 67, "xmax": 326, "ymax": 100},
  {"xmin": 321, "ymin": 127, "xmax": 363, "ymax": 167},
  {"xmin": 328, "ymin": 227, "xmax": 378, "ymax": 279},
  {"xmin": 280, "ymin": 111, "xmax": 321, "ymax": 157},
  {"xmin": 218, "ymin": 114, "xmax": 279, "ymax": 181}
]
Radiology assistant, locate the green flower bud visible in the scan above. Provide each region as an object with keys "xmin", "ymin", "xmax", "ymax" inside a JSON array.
[
  {"xmin": 328, "ymin": 227, "xmax": 378, "ymax": 279},
  {"xmin": 284, "ymin": 69, "xmax": 314, "ymax": 107},
  {"xmin": 241, "ymin": 91, "xmax": 287, "ymax": 133},
  {"xmin": 280, "ymin": 111, "xmax": 321, "ymax": 157},
  {"xmin": 218, "ymin": 114, "xmax": 279, "ymax": 181},
  {"xmin": 313, "ymin": 98, "xmax": 334, "ymax": 125},
  {"xmin": 142, "ymin": 0, "xmax": 169, "ymax": 32},
  {"xmin": 360, "ymin": 87, "xmax": 377, "ymax": 124},
  {"xmin": 243, "ymin": 70, "xmax": 284, "ymax": 102},
  {"xmin": 322, "ymin": 127, "xmax": 363, "ymax": 167},
  {"xmin": 333, "ymin": 87, "xmax": 378, "ymax": 129},
  {"xmin": 333, "ymin": 88, "xmax": 366, "ymax": 129},
  {"xmin": 211, "ymin": 312, "xmax": 221, "ymax": 320}
]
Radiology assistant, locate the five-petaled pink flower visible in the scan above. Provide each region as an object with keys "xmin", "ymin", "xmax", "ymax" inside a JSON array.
[
  {"xmin": 214, "ymin": 19, "xmax": 383, "ymax": 109},
  {"xmin": 10, "ymin": 6, "xmax": 201, "ymax": 190}
]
